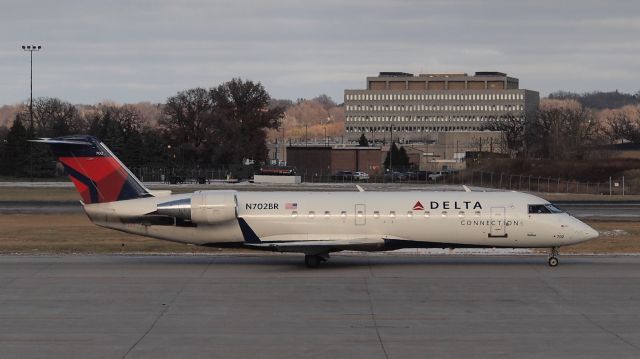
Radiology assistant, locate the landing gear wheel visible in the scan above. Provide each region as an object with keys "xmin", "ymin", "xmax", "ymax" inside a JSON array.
[
  {"xmin": 548, "ymin": 246, "xmax": 560, "ymax": 267},
  {"xmin": 305, "ymin": 254, "xmax": 321, "ymax": 268}
]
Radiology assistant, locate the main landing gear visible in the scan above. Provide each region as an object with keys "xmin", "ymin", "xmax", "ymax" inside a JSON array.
[
  {"xmin": 304, "ymin": 253, "xmax": 330, "ymax": 268},
  {"xmin": 548, "ymin": 247, "xmax": 559, "ymax": 267}
]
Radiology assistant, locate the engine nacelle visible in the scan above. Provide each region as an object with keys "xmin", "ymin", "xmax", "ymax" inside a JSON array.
[{"xmin": 157, "ymin": 190, "xmax": 237, "ymax": 224}]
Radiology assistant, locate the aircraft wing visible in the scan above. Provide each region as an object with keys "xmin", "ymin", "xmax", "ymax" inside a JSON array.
[{"xmin": 244, "ymin": 237, "xmax": 386, "ymax": 254}]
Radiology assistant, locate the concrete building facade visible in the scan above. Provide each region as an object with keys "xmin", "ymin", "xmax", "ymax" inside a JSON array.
[
  {"xmin": 344, "ymin": 72, "xmax": 539, "ymax": 142},
  {"xmin": 393, "ymin": 131, "xmax": 506, "ymax": 171}
]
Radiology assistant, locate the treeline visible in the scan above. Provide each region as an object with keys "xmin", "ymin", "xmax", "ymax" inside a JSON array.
[
  {"xmin": 0, "ymin": 78, "xmax": 284, "ymax": 177},
  {"xmin": 548, "ymin": 90, "xmax": 640, "ymax": 110},
  {"xmin": 266, "ymin": 94, "xmax": 345, "ymax": 142},
  {"xmin": 482, "ymin": 102, "xmax": 640, "ymax": 161}
]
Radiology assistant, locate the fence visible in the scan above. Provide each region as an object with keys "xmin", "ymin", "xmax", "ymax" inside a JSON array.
[
  {"xmin": 128, "ymin": 167, "xmax": 635, "ymax": 195},
  {"xmin": 297, "ymin": 170, "xmax": 635, "ymax": 195},
  {"xmin": 442, "ymin": 171, "xmax": 634, "ymax": 196},
  {"xmin": 130, "ymin": 167, "xmax": 236, "ymax": 184}
]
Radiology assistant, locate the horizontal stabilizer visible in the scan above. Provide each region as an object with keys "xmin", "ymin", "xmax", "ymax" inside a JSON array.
[{"xmin": 30, "ymin": 138, "xmax": 92, "ymax": 146}]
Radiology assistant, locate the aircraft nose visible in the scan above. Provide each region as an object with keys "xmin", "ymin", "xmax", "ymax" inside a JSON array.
[{"xmin": 579, "ymin": 223, "xmax": 599, "ymax": 241}]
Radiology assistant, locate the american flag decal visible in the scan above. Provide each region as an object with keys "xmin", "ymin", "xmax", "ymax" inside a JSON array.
[{"xmin": 285, "ymin": 202, "xmax": 297, "ymax": 210}]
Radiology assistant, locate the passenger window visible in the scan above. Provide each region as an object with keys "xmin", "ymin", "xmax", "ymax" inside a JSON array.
[
  {"xmin": 458, "ymin": 211, "xmax": 465, "ymax": 217},
  {"xmin": 475, "ymin": 211, "xmax": 481, "ymax": 217},
  {"xmin": 407, "ymin": 211, "xmax": 413, "ymax": 217},
  {"xmin": 424, "ymin": 211, "xmax": 430, "ymax": 218},
  {"xmin": 357, "ymin": 211, "xmax": 364, "ymax": 218},
  {"xmin": 324, "ymin": 211, "xmax": 330, "ymax": 218},
  {"xmin": 340, "ymin": 211, "xmax": 347, "ymax": 218},
  {"xmin": 373, "ymin": 211, "xmax": 380, "ymax": 218},
  {"xmin": 291, "ymin": 211, "xmax": 298, "ymax": 218},
  {"xmin": 308, "ymin": 211, "xmax": 315, "ymax": 218},
  {"xmin": 389, "ymin": 211, "xmax": 396, "ymax": 218},
  {"xmin": 441, "ymin": 211, "xmax": 448, "ymax": 217}
]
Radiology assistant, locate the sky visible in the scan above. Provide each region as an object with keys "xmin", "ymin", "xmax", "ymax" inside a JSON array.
[{"xmin": 1, "ymin": 0, "xmax": 639, "ymax": 105}]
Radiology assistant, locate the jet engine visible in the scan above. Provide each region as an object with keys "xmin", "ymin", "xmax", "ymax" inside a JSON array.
[{"xmin": 156, "ymin": 190, "xmax": 237, "ymax": 224}]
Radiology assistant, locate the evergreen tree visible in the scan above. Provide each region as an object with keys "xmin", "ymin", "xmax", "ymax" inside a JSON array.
[
  {"xmin": 383, "ymin": 143, "xmax": 410, "ymax": 171},
  {"xmin": 398, "ymin": 146, "xmax": 410, "ymax": 169},
  {"xmin": 384, "ymin": 143, "xmax": 398, "ymax": 171},
  {"xmin": 358, "ymin": 133, "xmax": 369, "ymax": 147},
  {"xmin": 2, "ymin": 115, "xmax": 30, "ymax": 176}
]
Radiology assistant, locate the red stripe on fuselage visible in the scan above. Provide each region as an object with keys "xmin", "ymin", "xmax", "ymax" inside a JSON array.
[{"xmin": 59, "ymin": 157, "xmax": 127, "ymax": 203}]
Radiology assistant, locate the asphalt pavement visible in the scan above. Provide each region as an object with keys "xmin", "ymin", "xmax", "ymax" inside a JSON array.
[{"xmin": 1, "ymin": 254, "xmax": 640, "ymax": 359}]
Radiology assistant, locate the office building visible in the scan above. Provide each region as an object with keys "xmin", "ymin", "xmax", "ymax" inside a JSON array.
[{"xmin": 344, "ymin": 72, "xmax": 539, "ymax": 142}]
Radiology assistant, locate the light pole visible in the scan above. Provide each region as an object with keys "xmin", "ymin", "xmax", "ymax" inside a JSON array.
[
  {"xmin": 22, "ymin": 45, "xmax": 41, "ymax": 130},
  {"xmin": 22, "ymin": 45, "xmax": 42, "ymax": 181},
  {"xmin": 324, "ymin": 115, "xmax": 331, "ymax": 147},
  {"xmin": 324, "ymin": 126, "xmax": 327, "ymax": 147}
]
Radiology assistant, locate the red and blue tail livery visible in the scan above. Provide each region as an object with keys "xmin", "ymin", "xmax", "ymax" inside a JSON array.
[{"xmin": 33, "ymin": 135, "xmax": 152, "ymax": 204}]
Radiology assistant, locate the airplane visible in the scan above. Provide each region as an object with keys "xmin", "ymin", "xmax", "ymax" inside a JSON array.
[{"xmin": 34, "ymin": 135, "xmax": 599, "ymax": 268}]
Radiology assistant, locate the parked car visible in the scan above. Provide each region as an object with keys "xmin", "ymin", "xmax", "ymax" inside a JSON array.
[
  {"xmin": 428, "ymin": 171, "xmax": 448, "ymax": 181},
  {"xmin": 383, "ymin": 171, "xmax": 408, "ymax": 181},
  {"xmin": 405, "ymin": 171, "xmax": 429, "ymax": 181},
  {"xmin": 353, "ymin": 171, "xmax": 370, "ymax": 180},
  {"xmin": 332, "ymin": 171, "xmax": 354, "ymax": 181}
]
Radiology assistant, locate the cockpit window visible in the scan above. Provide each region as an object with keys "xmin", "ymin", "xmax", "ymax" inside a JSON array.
[
  {"xmin": 529, "ymin": 205, "xmax": 550, "ymax": 214},
  {"xmin": 528, "ymin": 204, "xmax": 564, "ymax": 214},
  {"xmin": 545, "ymin": 204, "xmax": 563, "ymax": 213}
]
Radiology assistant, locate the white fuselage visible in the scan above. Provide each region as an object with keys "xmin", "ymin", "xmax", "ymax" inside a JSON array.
[{"xmin": 82, "ymin": 190, "xmax": 598, "ymax": 250}]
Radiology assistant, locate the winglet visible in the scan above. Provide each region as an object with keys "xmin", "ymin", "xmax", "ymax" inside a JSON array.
[
  {"xmin": 462, "ymin": 185, "xmax": 471, "ymax": 192},
  {"xmin": 356, "ymin": 185, "xmax": 365, "ymax": 192}
]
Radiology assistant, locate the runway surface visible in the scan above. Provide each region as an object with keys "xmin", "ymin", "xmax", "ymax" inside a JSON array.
[
  {"xmin": 1, "ymin": 254, "xmax": 640, "ymax": 359},
  {"xmin": 553, "ymin": 201, "xmax": 640, "ymax": 220}
]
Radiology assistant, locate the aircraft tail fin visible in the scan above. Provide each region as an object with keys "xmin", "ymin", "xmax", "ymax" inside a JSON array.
[{"xmin": 32, "ymin": 135, "xmax": 153, "ymax": 204}]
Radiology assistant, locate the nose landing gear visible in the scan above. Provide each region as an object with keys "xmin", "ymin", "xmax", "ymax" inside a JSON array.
[{"xmin": 548, "ymin": 247, "xmax": 559, "ymax": 267}]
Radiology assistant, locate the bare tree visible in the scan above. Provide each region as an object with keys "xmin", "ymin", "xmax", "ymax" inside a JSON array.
[
  {"xmin": 160, "ymin": 88, "xmax": 212, "ymax": 150},
  {"xmin": 527, "ymin": 107, "xmax": 599, "ymax": 160},
  {"xmin": 481, "ymin": 113, "xmax": 526, "ymax": 157},
  {"xmin": 603, "ymin": 111, "xmax": 636, "ymax": 144},
  {"xmin": 208, "ymin": 78, "xmax": 283, "ymax": 165},
  {"xmin": 32, "ymin": 97, "xmax": 84, "ymax": 137}
]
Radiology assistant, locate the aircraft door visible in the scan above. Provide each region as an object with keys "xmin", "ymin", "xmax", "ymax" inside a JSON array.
[
  {"xmin": 489, "ymin": 207, "xmax": 507, "ymax": 237},
  {"xmin": 355, "ymin": 204, "xmax": 366, "ymax": 225}
]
